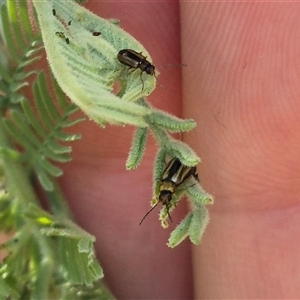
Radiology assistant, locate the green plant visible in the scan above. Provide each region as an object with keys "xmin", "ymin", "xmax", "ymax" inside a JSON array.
[{"xmin": 0, "ymin": 0, "xmax": 213, "ymax": 298}]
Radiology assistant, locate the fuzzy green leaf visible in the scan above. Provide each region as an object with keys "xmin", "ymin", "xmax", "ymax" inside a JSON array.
[
  {"xmin": 58, "ymin": 237, "xmax": 103, "ymax": 285},
  {"xmin": 149, "ymin": 109, "xmax": 197, "ymax": 133},
  {"xmin": 126, "ymin": 127, "xmax": 148, "ymax": 170},
  {"xmin": 32, "ymin": 0, "xmax": 156, "ymax": 127},
  {"xmin": 166, "ymin": 139, "xmax": 201, "ymax": 166},
  {"xmin": 167, "ymin": 203, "xmax": 210, "ymax": 247},
  {"xmin": 167, "ymin": 212, "xmax": 193, "ymax": 248},
  {"xmin": 185, "ymin": 182, "xmax": 214, "ymax": 206},
  {"xmin": 188, "ymin": 204, "xmax": 210, "ymax": 245},
  {"xmin": 78, "ymin": 236, "xmax": 94, "ymax": 253},
  {"xmin": 152, "ymin": 149, "xmax": 168, "ymax": 193}
]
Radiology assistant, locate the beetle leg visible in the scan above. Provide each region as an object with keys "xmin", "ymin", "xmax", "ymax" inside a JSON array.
[{"xmin": 165, "ymin": 203, "xmax": 173, "ymax": 223}]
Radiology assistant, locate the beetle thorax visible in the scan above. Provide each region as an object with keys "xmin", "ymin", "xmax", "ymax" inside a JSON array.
[
  {"xmin": 160, "ymin": 180, "xmax": 176, "ymax": 193},
  {"xmin": 140, "ymin": 61, "xmax": 155, "ymax": 75}
]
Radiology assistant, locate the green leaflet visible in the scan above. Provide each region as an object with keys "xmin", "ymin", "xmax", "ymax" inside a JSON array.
[
  {"xmin": 3, "ymin": 71, "xmax": 84, "ymax": 191},
  {"xmin": 126, "ymin": 127, "xmax": 148, "ymax": 170},
  {"xmin": 148, "ymin": 109, "xmax": 197, "ymax": 133},
  {"xmin": 168, "ymin": 213, "xmax": 192, "ymax": 248},
  {"xmin": 0, "ymin": 1, "xmax": 113, "ymax": 298},
  {"xmin": 0, "ymin": 0, "xmax": 42, "ymax": 97},
  {"xmin": 32, "ymin": 0, "xmax": 156, "ymax": 127}
]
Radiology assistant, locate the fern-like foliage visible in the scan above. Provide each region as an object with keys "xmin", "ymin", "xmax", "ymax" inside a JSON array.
[
  {"xmin": 0, "ymin": 0, "xmax": 83, "ymax": 193},
  {"xmin": 3, "ymin": 71, "xmax": 84, "ymax": 191},
  {"xmin": 0, "ymin": 1, "xmax": 113, "ymax": 299}
]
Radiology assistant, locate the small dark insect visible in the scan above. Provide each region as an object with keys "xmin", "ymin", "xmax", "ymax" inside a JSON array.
[
  {"xmin": 92, "ymin": 31, "xmax": 101, "ymax": 36},
  {"xmin": 55, "ymin": 32, "xmax": 70, "ymax": 45},
  {"xmin": 52, "ymin": 8, "xmax": 56, "ymax": 16},
  {"xmin": 117, "ymin": 49, "xmax": 156, "ymax": 90},
  {"xmin": 68, "ymin": 20, "xmax": 72, "ymax": 26},
  {"xmin": 139, "ymin": 158, "xmax": 198, "ymax": 225}
]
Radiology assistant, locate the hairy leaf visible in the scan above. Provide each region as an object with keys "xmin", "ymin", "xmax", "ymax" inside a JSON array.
[{"xmin": 33, "ymin": 0, "xmax": 156, "ymax": 127}]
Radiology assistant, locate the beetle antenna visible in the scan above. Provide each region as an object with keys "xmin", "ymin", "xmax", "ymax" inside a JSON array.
[{"xmin": 139, "ymin": 202, "xmax": 159, "ymax": 225}]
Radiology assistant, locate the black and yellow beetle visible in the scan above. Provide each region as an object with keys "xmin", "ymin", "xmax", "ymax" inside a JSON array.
[{"xmin": 139, "ymin": 158, "xmax": 198, "ymax": 225}]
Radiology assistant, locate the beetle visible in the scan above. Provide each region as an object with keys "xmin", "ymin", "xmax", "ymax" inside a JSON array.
[
  {"xmin": 52, "ymin": 8, "xmax": 56, "ymax": 16},
  {"xmin": 117, "ymin": 49, "xmax": 156, "ymax": 90},
  {"xmin": 139, "ymin": 158, "xmax": 198, "ymax": 225}
]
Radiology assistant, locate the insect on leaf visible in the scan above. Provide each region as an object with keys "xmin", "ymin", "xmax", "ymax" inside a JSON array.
[{"xmin": 32, "ymin": 0, "xmax": 157, "ymax": 127}]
